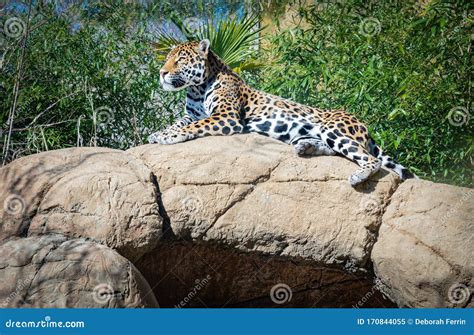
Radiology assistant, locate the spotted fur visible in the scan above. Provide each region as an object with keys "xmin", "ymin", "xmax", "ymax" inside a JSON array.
[{"xmin": 148, "ymin": 40, "xmax": 415, "ymax": 186}]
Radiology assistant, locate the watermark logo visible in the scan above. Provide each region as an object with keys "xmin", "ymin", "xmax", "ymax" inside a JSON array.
[
  {"xmin": 182, "ymin": 17, "xmax": 202, "ymax": 34},
  {"xmin": 360, "ymin": 196, "xmax": 379, "ymax": 212},
  {"xmin": 92, "ymin": 283, "xmax": 114, "ymax": 305},
  {"xmin": 3, "ymin": 17, "xmax": 26, "ymax": 39},
  {"xmin": 181, "ymin": 194, "xmax": 203, "ymax": 214},
  {"xmin": 388, "ymin": 107, "xmax": 407, "ymax": 120},
  {"xmin": 94, "ymin": 106, "xmax": 114, "ymax": 126},
  {"xmin": 3, "ymin": 275, "xmax": 32, "ymax": 306},
  {"xmin": 315, "ymin": 0, "xmax": 347, "ymax": 11},
  {"xmin": 3, "ymin": 194, "xmax": 26, "ymax": 216},
  {"xmin": 175, "ymin": 275, "xmax": 211, "ymax": 308},
  {"xmin": 447, "ymin": 106, "xmax": 470, "ymax": 127},
  {"xmin": 270, "ymin": 283, "xmax": 292, "ymax": 305},
  {"xmin": 353, "ymin": 278, "xmax": 384, "ymax": 308},
  {"xmin": 359, "ymin": 17, "xmax": 381, "ymax": 37},
  {"xmin": 448, "ymin": 283, "xmax": 471, "ymax": 305}
]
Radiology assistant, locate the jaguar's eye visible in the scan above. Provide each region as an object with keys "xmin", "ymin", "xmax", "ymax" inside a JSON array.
[{"xmin": 175, "ymin": 57, "xmax": 185, "ymax": 64}]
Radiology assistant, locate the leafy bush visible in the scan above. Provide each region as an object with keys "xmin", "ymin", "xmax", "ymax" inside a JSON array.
[
  {"xmin": 257, "ymin": 0, "xmax": 472, "ymax": 186},
  {"xmin": 0, "ymin": 2, "xmax": 188, "ymax": 161}
]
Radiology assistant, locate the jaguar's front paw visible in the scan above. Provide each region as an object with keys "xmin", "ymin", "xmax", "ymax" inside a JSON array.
[
  {"xmin": 148, "ymin": 130, "xmax": 194, "ymax": 145},
  {"xmin": 148, "ymin": 132, "xmax": 162, "ymax": 144},
  {"xmin": 294, "ymin": 141, "xmax": 316, "ymax": 156}
]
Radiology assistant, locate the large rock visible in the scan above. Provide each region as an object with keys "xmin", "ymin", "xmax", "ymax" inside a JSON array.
[
  {"xmin": 0, "ymin": 147, "xmax": 162, "ymax": 261},
  {"xmin": 372, "ymin": 180, "xmax": 474, "ymax": 307},
  {"xmin": 128, "ymin": 134, "xmax": 399, "ymax": 270},
  {"xmin": 0, "ymin": 134, "xmax": 471, "ymax": 308},
  {"xmin": 129, "ymin": 134, "xmax": 401, "ymax": 307},
  {"xmin": 0, "ymin": 235, "xmax": 158, "ymax": 307}
]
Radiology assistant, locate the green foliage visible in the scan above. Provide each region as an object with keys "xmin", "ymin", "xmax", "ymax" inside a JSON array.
[
  {"xmin": 257, "ymin": 0, "xmax": 472, "ymax": 186},
  {"xmin": 0, "ymin": 1, "xmax": 184, "ymax": 159}
]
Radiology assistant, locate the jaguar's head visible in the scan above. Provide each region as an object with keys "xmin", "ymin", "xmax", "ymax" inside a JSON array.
[{"xmin": 159, "ymin": 40, "xmax": 210, "ymax": 91}]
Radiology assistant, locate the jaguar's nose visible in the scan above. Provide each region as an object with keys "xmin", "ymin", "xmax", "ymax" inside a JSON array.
[{"xmin": 160, "ymin": 70, "xmax": 169, "ymax": 78}]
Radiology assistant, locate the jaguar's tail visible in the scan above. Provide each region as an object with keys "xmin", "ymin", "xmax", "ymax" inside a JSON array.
[{"xmin": 368, "ymin": 138, "xmax": 416, "ymax": 180}]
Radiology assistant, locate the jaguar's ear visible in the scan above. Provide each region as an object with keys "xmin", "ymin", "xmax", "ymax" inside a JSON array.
[{"xmin": 198, "ymin": 39, "xmax": 210, "ymax": 56}]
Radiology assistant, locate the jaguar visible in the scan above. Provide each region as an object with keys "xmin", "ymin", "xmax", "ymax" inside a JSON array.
[{"xmin": 148, "ymin": 39, "xmax": 415, "ymax": 186}]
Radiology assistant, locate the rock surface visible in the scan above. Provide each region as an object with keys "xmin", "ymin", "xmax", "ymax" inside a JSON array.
[
  {"xmin": 128, "ymin": 134, "xmax": 399, "ymax": 270},
  {"xmin": 0, "ymin": 147, "xmax": 162, "ymax": 262},
  {"xmin": 372, "ymin": 180, "xmax": 474, "ymax": 308},
  {"xmin": 0, "ymin": 235, "xmax": 158, "ymax": 307},
  {"xmin": 0, "ymin": 134, "xmax": 472, "ymax": 308}
]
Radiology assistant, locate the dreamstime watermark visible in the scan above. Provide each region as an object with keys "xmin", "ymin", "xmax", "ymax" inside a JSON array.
[
  {"xmin": 447, "ymin": 106, "xmax": 470, "ymax": 126},
  {"xmin": 182, "ymin": 17, "xmax": 203, "ymax": 34},
  {"xmin": 270, "ymin": 111, "xmax": 294, "ymax": 122},
  {"xmin": 5, "ymin": 315, "xmax": 85, "ymax": 329},
  {"xmin": 270, "ymin": 283, "xmax": 292, "ymax": 305},
  {"xmin": 343, "ymin": 259, "xmax": 359, "ymax": 273},
  {"xmin": 2, "ymin": 275, "xmax": 33, "ymax": 306},
  {"xmin": 175, "ymin": 275, "xmax": 211, "ymax": 308},
  {"xmin": 359, "ymin": 196, "xmax": 380, "ymax": 212},
  {"xmin": 441, "ymin": 11, "xmax": 471, "ymax": 42},
  {"xmin": 3, "ymin": 17, "xmax": 26, "ymax": 39},
  {"xmin": 181, "ymin": 194, "xmax": 203, "ymax": 214},
  {"xmin": 353, "ymin": 278, "xmax": 384, "ymax": 308},
  {"xmin": 447, "ymin": 283, "xmax": 471, "ymax": 305},
  {"xmin": 3, "ymin": 194, "xmax": 26, "ymax": 216},
  {"xmin": 440, "ymin": 189, "xmax": 474, "ymax": 225},
  {"xmin": 92, "ymin": 283, "xmax": 115, "ymax": 305},
  {"xmin": 388, "ymin": 107, "xmax": 407, "ymax": 120},
  {"xmin": 0, "ymin": 52, "xmax": 5, "ymax": 70},
  {"xmin": 443, "ymin": 189, "xmax": 474, "ymax": 250},
  {"xmin": 359, "ymin": 17, "xmax": 381, "ymax": 37},
  {"xmin": 315, "ymin": 0, "xmax": 348, "ymax": 11},
  {"xmin": 93, "ymin": 106, "xmax": 115, "ymax": 126}
]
